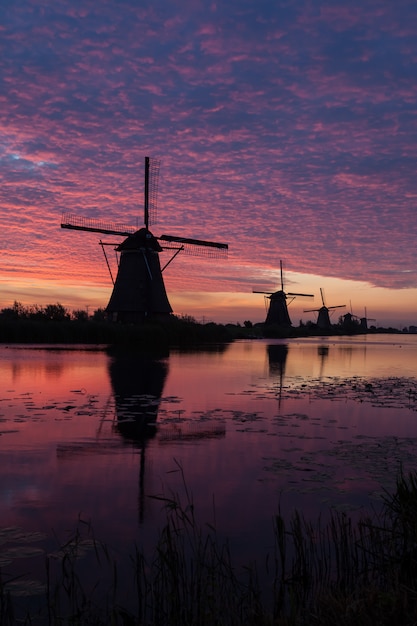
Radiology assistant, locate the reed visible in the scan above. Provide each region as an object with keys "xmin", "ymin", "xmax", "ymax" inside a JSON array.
[{"xmin": 2, "ymin": 470, "xmax": 417, "ymax": 624}]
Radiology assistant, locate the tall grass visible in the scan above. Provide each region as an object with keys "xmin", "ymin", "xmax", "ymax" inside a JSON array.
[{"xmin": 2, "ymin": 470, "xmax": 417, "ymax": 624}]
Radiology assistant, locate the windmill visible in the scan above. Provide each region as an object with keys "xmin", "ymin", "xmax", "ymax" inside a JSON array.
[
  {"xmin": 342, "ymin": 301, "xmax": 362, "ymax": 332},
  {"xmin": 304, "ymin": 288, "xmax": 345, "ymax": 330},
  {"xmin": 253, "ymin": 260, "xmax": 314, "ymax": 327},
  {"xmin": 61, "ymin": 157, "xmax": 228, "ymax": 323},
  {"xmin": 360, "ymin": 307, "xmax": 376, "ymax": 331},
  {"xmin": 343, "ymin": 303, "xmax": 376, "ymax": 333}
]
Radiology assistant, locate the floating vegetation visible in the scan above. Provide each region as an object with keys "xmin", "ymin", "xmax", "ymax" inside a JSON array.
[
  {"xmin": 286, "ymin": 375, "xmax": 417, "ymax": 410},
  {"xmin": 234, "ymin": 375, "xmax": 417, "ymax": 413}
]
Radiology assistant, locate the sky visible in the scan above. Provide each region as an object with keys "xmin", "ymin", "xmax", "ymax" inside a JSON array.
[{"xmin": 1, "ymin": 0, "xmax": 416, "ymax": 328}]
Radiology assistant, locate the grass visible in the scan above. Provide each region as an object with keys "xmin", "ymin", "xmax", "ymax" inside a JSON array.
[{"xmin": 2, "ymin": 469, "xmax": 417, "ymax": 624}]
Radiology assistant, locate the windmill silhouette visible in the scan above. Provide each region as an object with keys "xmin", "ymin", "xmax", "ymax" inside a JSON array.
[
  {"xmin": 360, "ymin": 307, "xmax": 376, "ymax": 331},
  {"xmin": 61, "ymin": 157, "xmax": 228, "ymax": 323},
  {"xmin": 253, "ymin": 260, "xmax": 313, "ymax": 326},
  {"xmin": 304, "ymin": 288, "xmax": 345, "ymax": 330},
  {"xmin": 342, "ymin": 301, "xmax": 361, "ymax": 332},
  {"xmin": 343, "ymin": 303, "xmax": 376, "ymax": 333}
]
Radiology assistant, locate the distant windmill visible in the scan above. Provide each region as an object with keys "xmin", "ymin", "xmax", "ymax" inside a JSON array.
[
  {"xmin": 253, "ymin": 260, "xmax": 314, "ymax": 327},
  {"xmin": 343, "ymin": 303, "xmax": 376, "ymax": 332},
  {"xmin": 61, "ymin": 157, "xmax": 228, "ymax": 323},
  {"xmin": 360, "ymin": 307, "xmax": 376, "ymax": 331},
  {"xmin": 342, "ymin": 301, "xmax": 362, "ymax": 331},
  {"xmin": 304, "ymin": 288, "xmax": 345, "ymax": 330}
]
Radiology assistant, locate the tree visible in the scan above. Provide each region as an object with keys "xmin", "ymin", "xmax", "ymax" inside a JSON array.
[
  {"xmin": 91, "ymin": 308, "xmax": 106, "ymax": 322},
  {"xmin": 72, "ymin": 309, "xmax": 89, "ymax": 322},
  {"xmin": 43, "ymin": 303, "xmax": 70, "ymax": 321},
  {"xmin": 0, "ymin": 301, "xmax": 27, "ymax": 319}
]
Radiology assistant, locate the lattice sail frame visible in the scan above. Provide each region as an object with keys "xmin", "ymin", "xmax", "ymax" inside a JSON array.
[
  {"xmin": 148, "ymin": 158, "xmax": 160, "ymax": 227},
  {"xmin": 61, "ymin": 213, "xmax": 134, "ymax": 236},
  {"xmin": 161, "ymin": 241, "xmax": 228, "ymax": 259}
]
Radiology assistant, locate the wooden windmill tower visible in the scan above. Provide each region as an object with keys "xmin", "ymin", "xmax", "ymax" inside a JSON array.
[
  {"xmin": 253, "ymin": 260, "xmax": 314, "ymax": 327},
  {"xmin": 304, "ymin": 288, "xmax": 345, "ymax": 330},
  {"xmin": 61, "ymin": 157, "xmax": 228, "ymax": 323}
]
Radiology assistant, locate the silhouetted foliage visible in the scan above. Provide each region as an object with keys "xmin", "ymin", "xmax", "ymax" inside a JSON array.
[
  {"xmin": 72, "ymin": 309, "xmax": 89, "ymax": 322},
  {"xmin": 0, "ymin": 301, "xmax": 401, "ymax": 345},
  {"xmin": 91, "ymin": 307, "xmax": 106, "ymax": 322}
]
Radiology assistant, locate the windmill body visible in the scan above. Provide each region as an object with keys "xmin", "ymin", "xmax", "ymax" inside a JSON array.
[
  {"xmin": 61, "ymin": 157, "xmax": 227, "ymax": 323},
  {"xmin": 106, "ymin": 228, "xmax": 172, "ymax": 323},
  {"xmin": 316, "ymin": 307, "xmax": 332, "ymax": 330},
  {"xmin": 254, "ymin": 261, "xmax": 313, "ymax": 327},
  {"xmin": 360, "ymin": 308, "xmax": 376, "ymax": 331},
  {"xmin": 265, "ymin": 291, "xmax": 292, "ymax": 326},
  {"xmin": 342, "ymin": 311, "xmax": 359, "ymax": 332}
]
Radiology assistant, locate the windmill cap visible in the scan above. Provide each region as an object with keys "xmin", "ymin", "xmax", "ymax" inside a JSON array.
[{"xmin": 117, "ymin": 228, "xmax": 162, "ymax": 252}]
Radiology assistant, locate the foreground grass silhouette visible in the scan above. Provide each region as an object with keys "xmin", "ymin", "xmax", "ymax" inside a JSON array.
[{"xmin": 2, "ymin": 468, "xmax": 417, "ymax": 625}]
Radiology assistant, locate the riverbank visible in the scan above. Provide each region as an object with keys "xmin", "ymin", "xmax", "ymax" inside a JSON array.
[
  {"xmin": 0, "ymin": 314, "xmax": 405, "ymax": 348},
  {"xmin": 0, "ymin": 315, "xmax": 234, "ymax": 348}
]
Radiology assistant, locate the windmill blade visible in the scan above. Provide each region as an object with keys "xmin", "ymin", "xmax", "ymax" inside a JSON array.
[
  {"xmin": 61, "ymin": 213, "xmax": 134, "ymax": 237},
  {"xmin": 253, "ymin": 290, "xmax": 273, "ymax": 295},
  {"xmin": 287, "ymin": 292, "xmax": 314, "ymax": 297},
  {"xmin": 304, "ymin": 308, "xmax": 321, "ymax": 312},
  {"xmin": 159, "ymin": 234, "xmax": 228, "ymax": 258},
  {"xmin": 159, "ymin": 234, "xmax": 228, "ymax": 249},
  {"xmin": 328, "ymin": 304, "xmax": 346, "ymax": 310},
  {"xmin": 144, "ymin": 156, "xmax": 160, "ymax": 229}
]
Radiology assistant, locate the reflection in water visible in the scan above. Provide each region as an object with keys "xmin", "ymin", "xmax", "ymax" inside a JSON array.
[
  {"xmin": 267, "ymin": 343, "xmax": 288, "ymax": 406},
  {"xmin": 109, "ymin": 349, "xmax": 169, "ymax": 440},
  {"xmin": 2, "ymin": 336, "xmax": 417, "ymax": 593},
  {"xmin": 317, "ymin": 345, "xmax": 329, "ymax": 379},
  {"xmin": 11, "ymin": 356, "xmax": 65, "ymax": 383},
  {"xmin": 267, "ymin": 343, "xmax": 289, "ymax": 378},
  {"xmin": 110, "ymin": 347, "xmax": 228, "ymax": 441},
  {"xmin": 108, "ymin": 348, "xmax": 169, "ymax": 521}
]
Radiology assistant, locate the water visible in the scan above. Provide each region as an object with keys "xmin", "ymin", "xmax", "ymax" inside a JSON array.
[{"xmin": 1, "ymin": 334, "xmax": 417, "ymax": 609}]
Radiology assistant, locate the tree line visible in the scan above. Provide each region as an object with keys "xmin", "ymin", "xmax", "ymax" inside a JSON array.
[{"xmin": 0, "ymin": 300, "xmax": 105, "ymax": 322}]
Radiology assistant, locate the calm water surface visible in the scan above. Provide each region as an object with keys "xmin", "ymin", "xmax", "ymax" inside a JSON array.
[{"xmin": 1, "ymin": 334, "xmax": 417, "ymax": 603}]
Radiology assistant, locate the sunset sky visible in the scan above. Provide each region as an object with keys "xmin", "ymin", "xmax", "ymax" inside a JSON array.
[{"xmin": 1, "ymin": 0, "xmax": 416, "ymax": 328}]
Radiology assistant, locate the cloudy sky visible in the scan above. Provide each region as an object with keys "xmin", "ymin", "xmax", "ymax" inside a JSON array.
[{"xmin": 1, "ymin": 0, "xmax": 416, "ymax": 327}]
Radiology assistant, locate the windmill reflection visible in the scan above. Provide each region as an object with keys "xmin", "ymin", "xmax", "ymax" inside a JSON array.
[
  {"xmin": 266, "ymin": 343, "xmax": 331, "ymax": 402},
  {"xmin": 317, "ymin": 345, "xmax": 329, "ymax": 379},
  {"xmin": 56, "ymin": 347, "xmax": 226, "ymax": 524},
  {"xmin": 267, "ymin": 343, "xmax": 289, "ymax": 407},
  {"xmin": 109, "ymin": 349, "xmax": 168, "ymax": 440},
  {"xmin": 109, "ymin": 348, "xmax": 169, "ymax": 522}
]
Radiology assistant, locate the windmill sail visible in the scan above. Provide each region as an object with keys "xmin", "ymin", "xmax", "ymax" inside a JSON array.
[
  {"xmin": 144, "ymin": 156, "xmax": 160, "ymax": 229},
  {"xmin": 159, "ymin": 234, "xmax": 228, "ymax": 258},
  {"xmin": 61, "ymin": 214, "xmax": 134, "ymax": 237}
]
